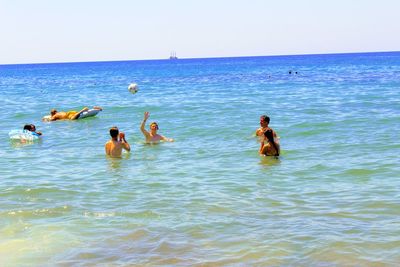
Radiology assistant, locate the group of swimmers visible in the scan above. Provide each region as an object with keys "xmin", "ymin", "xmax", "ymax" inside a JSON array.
[
  {"xmin": 21, "ymin": 108, "xmax": 174, "ymax": 158},
  {"xmin": 21, "ymin": 108, "xmax": 280, "ymax": 158},
  {"xmin": 104, "ymin": 111, "xmax": 174, "ymax": 157}
]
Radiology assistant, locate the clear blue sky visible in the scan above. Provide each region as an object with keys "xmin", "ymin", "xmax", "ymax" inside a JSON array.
[{"xmin": 1, "ymin": 0, "xmax": 399, "ymax": 64}]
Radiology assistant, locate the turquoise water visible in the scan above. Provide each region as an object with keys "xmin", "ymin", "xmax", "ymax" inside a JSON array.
[{"xmin": 1, "ymin": 52, "xmax": 400, "ymax": 266}]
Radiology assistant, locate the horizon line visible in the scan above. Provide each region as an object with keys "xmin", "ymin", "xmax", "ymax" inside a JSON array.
[{"xmin": 1, "ymin": 50, "xmax": 399, "ymax": 66}]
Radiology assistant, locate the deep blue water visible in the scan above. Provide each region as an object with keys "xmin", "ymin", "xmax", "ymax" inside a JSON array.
[{"xmin": 1, "ymin": 52, "xmax": 400, "ymax": 266}]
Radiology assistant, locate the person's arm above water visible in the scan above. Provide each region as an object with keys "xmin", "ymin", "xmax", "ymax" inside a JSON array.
[
  {"xmin": 49, "ymin": 113, "xmax": 62, "ymax": 121},
  {"xmin": 119, "ymin": 132, "xmax": 130, "ymax": 152},
  {"xmin": 161, "ymin": 135, "xmax": 174, "ymax": 142},
  {"xmin": 259, "ymin": 136, "xmax": 266, "ymax": 154},
  {"xmin": 140, "ymin": 112, "xmax": 151, "ymax": 137}
]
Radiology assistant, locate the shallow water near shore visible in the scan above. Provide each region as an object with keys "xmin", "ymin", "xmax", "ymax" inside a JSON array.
[{"xmin": 1, "ymin": 52, "xmax": 400, "ymax": 266}]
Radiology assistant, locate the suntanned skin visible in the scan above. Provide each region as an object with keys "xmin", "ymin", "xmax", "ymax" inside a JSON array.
[
  {"xmin": 140, "ymin": 111, "xmax": 174, "ymax": 143},
  {"xmin": 48, "ymin": 106, "xmax": 102, "ymax": 121},
  {"xmin": 259, "ymin": 136, "xmax": 280, "ymax": 156},
  {"xmin": 256, "ymin": 116, "xmax": 280, "ymax": 156},
  {"xmin": 255, "ymin": 120, "xmax": 278, "ymax": 139},
  {"xmin": 105, "ymin": 132, "xmax": 130, "ymax": 158}
]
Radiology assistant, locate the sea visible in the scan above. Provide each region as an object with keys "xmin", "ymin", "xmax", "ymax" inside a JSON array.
[{"xmin": 1, "ymin": 52, "xmax": 399, "ymax": 266}]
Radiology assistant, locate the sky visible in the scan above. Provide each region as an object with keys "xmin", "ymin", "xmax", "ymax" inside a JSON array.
[{"xmin": 0, "ymin": 0, "xmax": 399, "ymax": 64}]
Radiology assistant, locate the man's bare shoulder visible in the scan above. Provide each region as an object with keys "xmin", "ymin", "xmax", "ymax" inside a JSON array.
[
  {"xmin": 255, "ymin": 127, "xmax": 264, "ymax": 136},
  {"xmin": 105, "ymin": 140, "xmax": 116, "ymax": 148}
]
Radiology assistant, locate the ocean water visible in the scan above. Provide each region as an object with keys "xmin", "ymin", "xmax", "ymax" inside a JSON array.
[{"xmin": 1, "ymin": 52, "xmax": 400, "ymax": 266}]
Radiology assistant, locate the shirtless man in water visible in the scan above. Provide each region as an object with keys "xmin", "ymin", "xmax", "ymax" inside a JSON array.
[
  {"xmin": 47, "ymin": 106, "xmax": 102, "ymax": 121},
  {"xmin": 255, "ymin": 115, "xmax": 278, "ymax": 139},
  {"xmin": 140, "ymin": 111, "xmax": 174, "ymax": 143},
  {"xmin": 105, "ymin": 126, "xmax": 130, "ymax": 157}
]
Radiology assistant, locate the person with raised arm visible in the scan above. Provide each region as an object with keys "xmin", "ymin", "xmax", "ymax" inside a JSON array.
[{"xmin": 140, "ymin": 111, "xmax": 174, "ymax": 143}]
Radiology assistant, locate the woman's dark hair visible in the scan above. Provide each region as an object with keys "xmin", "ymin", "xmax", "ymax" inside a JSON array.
[
  {"xmin": 264, "ymin": 129, "xmax": 279, "ymax": 156},
  {"xmin": 23, "ymin": 124, "xmax": 31, "ymax": 131}
]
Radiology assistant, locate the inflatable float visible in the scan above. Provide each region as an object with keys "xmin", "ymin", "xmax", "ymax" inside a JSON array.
[
  {"xmin": 9, "ymin": 130, "xmax": 40, "ymax": 141},
  {"xmin": 78, "ymin": 109, "xmax": 101, "ymax": 119},
  {"xmin": 42, "ymin": 109, "xmax": 101, "ymax": 121}
]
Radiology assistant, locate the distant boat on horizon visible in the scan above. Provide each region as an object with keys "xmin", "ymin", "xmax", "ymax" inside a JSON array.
[{"xmin": 169, "ymin": 51, "xmax": 178, "ymax": 60}]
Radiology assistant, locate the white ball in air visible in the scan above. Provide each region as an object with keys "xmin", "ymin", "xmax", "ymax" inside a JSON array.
[{"xmin": 128, "ymin": 83, "xmax": 138, "ymax": 94}]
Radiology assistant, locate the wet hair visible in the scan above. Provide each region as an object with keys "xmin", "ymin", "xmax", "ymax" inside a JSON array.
[
  {"xmin": 260, "ymin": 115, "xmax": 270, "ymax": 124},
  {"xmin": 23, "ymin": 124, "xmax": 32, "ymax": 131},
  {"xmin": 264, "ymin": 129, "xmax": 279, "ymax": 156},
  {"xmin": 50, "ymin": 109, "xmax": 57, "ymax": 116},
  {"xmin": 109, "ymin": 127, "xmax": 119, "ymax": 138},
  {"xmin": 150, "ymin": 122, "xmax": 159, "ymax": 130}
]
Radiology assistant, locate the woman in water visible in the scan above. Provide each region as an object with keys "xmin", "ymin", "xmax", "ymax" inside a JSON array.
[{"xmin": 259, "ymin": 129, "xmax": 280, "ymax": 157}]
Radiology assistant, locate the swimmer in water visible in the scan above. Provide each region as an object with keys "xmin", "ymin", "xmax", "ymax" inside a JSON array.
[
  {"xmin": 259, "ymin": 129, "xmax": 280, "ymax": 157},
  {"xmin": 45, "ymin": 106, "xmax": 102, "ymax": 121},
  {"xmin": 23, "ymin": 124, "xmax": 42, "ymax": 136},
  {"xmin": 140, "ymin": 111, "xmax": 174, "ymax": 143},
  {"xmin": 105, "ymin": 126, "xmax": 130, "ymax": 157},
  {"xmin": 255, "ymin": 115, "xmax": 278, "ymax": 140}
]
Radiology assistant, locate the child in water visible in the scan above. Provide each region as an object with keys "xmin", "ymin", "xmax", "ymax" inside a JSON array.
[{"xmin": 23, "ymin": 124, "xmax": 42, "ymax": 136}]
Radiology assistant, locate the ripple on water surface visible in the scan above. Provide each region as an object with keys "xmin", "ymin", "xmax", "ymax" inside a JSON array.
[{"xmin": 1, "ymin": 53, "xmax": 400, "ymax": 265}]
